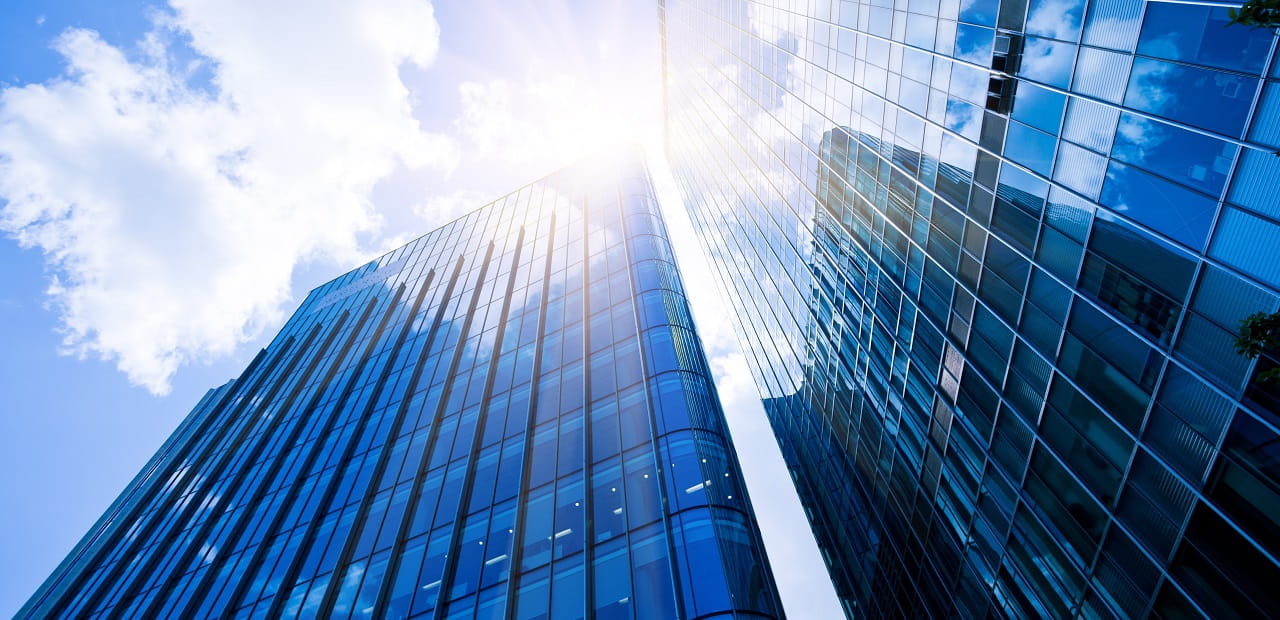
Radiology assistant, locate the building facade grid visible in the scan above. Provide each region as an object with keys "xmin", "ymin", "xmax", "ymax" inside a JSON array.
[
  {"xmin": 662, "ymin": 0, "xmax": 1280, "ymax": 617},
  {"xmin": 22, "ymin": 154, "xmax": 783, "ymax": 620}
]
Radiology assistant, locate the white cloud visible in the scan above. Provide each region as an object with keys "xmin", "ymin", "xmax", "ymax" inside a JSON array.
[
  {"xmin": 1126, "ymin": 56, "xmax": 1175, "ymax": 112},
  {"xmin": 1116, "ymin": 113, "xmax": 1161, "ymax": 153},
  {"xmin": 1026, "ymin": 0, "xmax": 1082, "ymax": 41},
  {"xmin": 413, "ymin": 188, "xmax": 491, "ymax": 230},
  {"xmin": 0, "ymin": 0, "xmax": 456, "ymax": 394},
  {"xmin": 1020, "ymin": 38, "xmax": 1075, "ymax": 87},
  {"xmin": 452, "ymin": 72, "xmax": 657, "ymax": 178}
]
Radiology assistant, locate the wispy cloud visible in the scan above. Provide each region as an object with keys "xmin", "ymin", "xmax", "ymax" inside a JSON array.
[
  {"xmin": 0, "ymin": 0, "xmax": 456, "ymax": 394},
  {"xmin": 453, "ymin": 72, "xmax": 650, "ymax": 171},
  {"xmin": 413, "ymin": 188, "xmax": 492, "ymax": 230}
]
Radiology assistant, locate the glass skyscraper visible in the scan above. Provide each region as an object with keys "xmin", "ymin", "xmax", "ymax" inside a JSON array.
[
  {"xmin": 21, "ymin": 153, "xmax": 782, "ymax": 619},
  {"xmin": 662, "ymin": 0, "xmax": 1280, "ymax": 617}
]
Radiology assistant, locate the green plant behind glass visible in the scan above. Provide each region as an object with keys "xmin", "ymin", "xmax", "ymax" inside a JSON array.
[
  {"xmin": 1229, "ymin": 0, "xmax": 1280, "ymax": 29},
  {"xmin": 1235, "ymin": 311, "xmax": 1280, "ymax": 383}
]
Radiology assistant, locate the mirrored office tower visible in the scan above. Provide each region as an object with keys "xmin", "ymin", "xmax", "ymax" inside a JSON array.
[
  {"xmin": 662, "ymin": 0, "xmax": 1280, "ymax": 617},
  {"xmin": 21, "ymin": 153, "xmax": 782, "ymax": 620}
]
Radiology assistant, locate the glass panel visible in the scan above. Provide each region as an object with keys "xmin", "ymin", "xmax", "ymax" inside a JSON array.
[
  {"xmin": 1026, "ymin": 0, "xmax": 1084, "ymax": 40},
  {"xmin": 1042, "ymin": 379, "xmax": 1132, "ymax": 503},
  {"xmin": 1137, "ymin": 4, "xmax": 1273, "ymax": 74},
  {"xmin": 960, "ymin": 0, "xmax": 999, "ymax": 26},
  {"xmin": 623, "ymin": 447, "xmax": 662, "ymax": 528},
  {"xmin": 591, "ymin": 460, "xmax": 627, "ymax": 543},
  {"xmin": 1011, "ymin": 83, "xmax": 1067, "ymax": 135},
  {"xmin": 550, "ymin": 555, "xmax": 586, "ymax": 620},
  {"xmin": 630, "ymin": 522, "xmax": 677, "ymax": 619},
  {"xmin": 1082, "ymin": 0, "xmax": 1143, "ymax": 51},
  {"xmin": 955, "ymin": 24, "xmax": 995, "ymax": 64},
  {"xmin": 1124, "ymin": 58, "xmax": 1257, "ymax": 137},
  {"xmin": 1111, "ymin": 113, "xmax": 1235, "ymax": 196},
  {"xmin": 1062, "ymin": 97, "xmax": 1119, "ymax": 154},
  {"xmin": 1099, "ymin": 161, "xmax": 1217, "ymax": 250},
  {"xmin": 552, "ymin": 474, "xmax": 585, "ymax": 559},
  {"xmin": 1171, "ymin": 502, "xmax": 1280, "ymax": 617},
  {"xmin": 1019, "ymin": 37, "xmax": 1075, "ymax": 88},
  {"xmin": 1209, "ymin": 208, "xmax": 1280, "ymax": 290},
  {"xmin": 1054, "ymin": 142, "xmax": 1107, "ymax": 200},
  {"xmin": 673, "ymin": 508, "xmax": 732, "ymax": 617},
  {"xmin": 1073, "ymin": 47, "xmax": 1131, "ymax": 104},
  {"xmin": 592, "ymin": 537, "xmax": 633, "ymax": 620},
  {"xmin": 1004, "ymin": 121, "xmax": 1056, "ymax": 176}
]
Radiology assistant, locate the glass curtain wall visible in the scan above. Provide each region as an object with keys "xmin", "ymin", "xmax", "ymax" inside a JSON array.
[
  {"xmin": 22, "ymin": 151, "xmax": 783, "ymax": 620},
  {"xmin": 661, "ymin": 0, "xmax": 1280, "ymax": 616}
]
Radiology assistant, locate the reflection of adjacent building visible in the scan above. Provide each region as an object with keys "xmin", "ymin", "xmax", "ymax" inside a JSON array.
[
  {"xmin": 20, "ymin": 153, "xmax": 783, "ymax": 619},
  {"xmin": 664, "ymin": 0, "xmax": 1280, "ymax": 615}
]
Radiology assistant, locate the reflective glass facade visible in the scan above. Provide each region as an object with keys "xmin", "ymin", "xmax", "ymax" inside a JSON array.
[
  {"xmin": 22, "ymin": 153, "xmax": 782, "ymax": 620},
  {"xmin": 662, "ymin": 0, "xmax": 1280, "ymax": 616}
]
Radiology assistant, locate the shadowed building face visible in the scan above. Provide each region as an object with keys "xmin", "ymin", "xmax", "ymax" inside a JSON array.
[{"xmin": 661, "ymin": 0, "xmax": 1280, "ymax": 617}]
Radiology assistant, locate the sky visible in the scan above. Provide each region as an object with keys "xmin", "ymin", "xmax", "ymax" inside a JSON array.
[{"xmin": 0, "ymin": 1, "xmax": 842, "ymax": 616}]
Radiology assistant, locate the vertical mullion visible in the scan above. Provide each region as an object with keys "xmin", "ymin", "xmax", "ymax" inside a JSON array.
[
  {"xmin": 434, "ymin": 227, "xmax": 526, "ymax": 612},
  {"xmin": 621, "ymin": 174, "xmax": 691, "ymax": 620},
  {"xmin": 580, "ymin": 195, "xmax": 598, "ymax": 617},
  {"xmin": 371, "ymin": 242, "xmax": 497, "ymax": 613},
  {"xmin": 117, "ymin": 319, "xmax": 333, "ymax": 612},
  {"xmin": 334, "ymin": 254, "xmax": 468, "ymax": 613},
  {"xmin": 258, "ymin": 284, "xmax": 409, "ymax": 618},
  {"xmin": 170, "ymin": 308, "xmax": 358, "ymax": 614},
  {"xmin": 219, "ymin": 295, "xmax": 384, "ymax": 612},
  {"xmin": 503, "ymin": 213, "xmax": 560, "ymax": 618},
  {"xmin": 22, "ymin": 368, "xmax": 241, "ymax": 618},
  {"xmin": 306, "ymin": 270, "xmax": 436, "ymax": 613},
  {"xmin": 57, "ymin": 328, "xmax": 310, "ymax": 617}
]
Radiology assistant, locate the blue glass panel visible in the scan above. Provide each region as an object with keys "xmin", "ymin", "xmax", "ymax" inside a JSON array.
[
  {"xmin": 946, "ymin": 98, "xmax": 984, "ymax": 141},
  {"xmin": 959, "ymin": 0, "xmax": 998, "ymax": 26},
  {"xmin": 630, "ymin": 522, "xmax": 678, "ymax": 619},
  {"xmin": 955, "ymin": 24, "xmax": 994, "ymax": 63},
  {"xmin": 591, "ymin": 460, "xmax": 626, "ymax": 543},
  {"xmin": 1004, "ymin": 121, "xmax": 1057, "ymax": 176},
  {"xmin": 662, "ymin": 431, "xmax": 708, "ymax": 511},
  {"xmin": 591, "ymin": 538, "xmax": 633, "ymax": 620},
  {"xmin": 1011, "ymin": 83, "xmax": 1066, "ymax": 135},
  {"xmin": 1088, "ymin": 215, "xmax": 1196, "ymax": 303},
  {"xmin": 447, "ymin": 517, "xmax": 488, "ymax": 599},
  {"xmin": 552, "ymin": 474, "xmax": 585, "ymax": 559},
  {"xmin": 623, "ymin": 448, "xmax": 663, "ymax": 528},
  {"xmin": 1099, "ymin": 161, "xmax": 1217, "ymax": 249},
  {"xmin": 1124, "ymin": 58, "xmax": 1257, "ymax": 136},
  {"xmin": 520, "ymin": 486, "xmax": 554, "ymax": 571},
  {"xmin": 1026, "ymin": 0, "xmax": 1084, "ymax": 41},
  {"xmin": 480, "ymin": 502, "xmax": 515, "ymax": 588},
  {"xmin": 674, "ymin": 508, "xmax": 732, "ymax": 617},
  {"xmin": 550, "ymin": 555, "xmax": 585, "ymax": 620},
  {"xmin": 1019, "ymin": 37, "xmax": 1075, "ymax": 88},
  {"xmin": 475, "ymin": 586, "xmax": 506, "ymax": 620},
  {"xmin": 1209, "ymin": 208, "xmax": 1280, "ymax": 289},
  {"xmin": 1111, "ymin": 113, "xmax": 1235, "ymax": 195},
  {"xmin": 1137, "ymin": 4, "xmax": 1273, "ymax": 74},
  {"xmin": 513, "ymin": 566, "xmax": 549, "ymax": 620},
  {"xmin": 1230, "ymin": 147, "xmax": 1280, "ymax": 219}
]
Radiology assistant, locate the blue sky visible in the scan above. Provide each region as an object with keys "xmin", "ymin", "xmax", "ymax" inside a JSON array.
[{"xmin": 0, "ymin": 1, "xmax": 841, "ymax": 616}]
